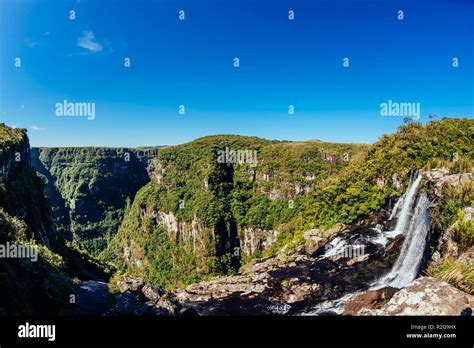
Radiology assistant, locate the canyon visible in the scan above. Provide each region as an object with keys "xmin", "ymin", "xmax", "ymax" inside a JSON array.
[{"xmin": 0, "ymin": 118, "xmax": 473, "ymax": 316}]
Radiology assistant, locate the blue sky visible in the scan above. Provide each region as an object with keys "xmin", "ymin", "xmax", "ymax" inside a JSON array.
[{"xmin": 0, "ymin": 0, "xmax": 473, "ymax": 147}]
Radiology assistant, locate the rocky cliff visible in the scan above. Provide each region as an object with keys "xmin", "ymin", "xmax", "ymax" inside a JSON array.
[
  {"xmin": 31, "ymin": 146, "xmax": 159, "ymax": 255},
  {"xmin": 106, "ymin": 118, "xmax": 473, "ymax": 311},
  {"xmin": 0, "ymin": 124, "xmax": 114, "ymax": 315},
  {"xmin": 106, "ymin": 135, "xmax": 366, "ymax": 289},
  {"xmin": 0, "ymin": 124, "xmax": 52, "ymax": 245}
]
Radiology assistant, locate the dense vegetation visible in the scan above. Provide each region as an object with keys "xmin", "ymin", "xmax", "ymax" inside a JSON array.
[
  {"xmin": 265, "ymin": 118, "xmax": 474, "ymax": 256},
  {"xmin": 32, "ymin": 147, "xmax": 158, "ymax": 255},
  {"xmin": 1, "ymin": 118, "xmax": 473, "ymax": 307},
  {"xmin": 106, "ymin": 134, "xmax": 367, "ymax": 289},
  {"xmin": 0, "ymin": 125, "xmax": 112, "ymax": 315},
  {"xmin": 107, "ymin": 119, "xmax": 474, "ymax": 291}
]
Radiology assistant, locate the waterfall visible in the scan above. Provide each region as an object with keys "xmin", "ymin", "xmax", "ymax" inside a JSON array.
[
  {"xmin": 385, "ymin": 172, "xmax": 423, "ymax": 239},
  {"xmin": 301, "ymin": 171, "xmax": 432, "ymax": 315},
  {"xmin": 372, "ymin": 172, "xmax": 425, "ymax": 245},
  {"xmin": 375, "ymin": 190, "xmax": 431, "ymax": 288}
]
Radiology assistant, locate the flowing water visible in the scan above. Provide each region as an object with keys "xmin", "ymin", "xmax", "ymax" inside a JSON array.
[
  {"xmin": 374, "ymin": 192, "xmax": 430, "ymax": 288},
  {"xmin": 302, "ymin": 171, "xmax": 431, "ymax": 315}
]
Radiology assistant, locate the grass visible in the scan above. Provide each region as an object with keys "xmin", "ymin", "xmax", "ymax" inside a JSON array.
[{"xmin": 427, "ymin": 256, "xmax": 474, "ymax": 294}]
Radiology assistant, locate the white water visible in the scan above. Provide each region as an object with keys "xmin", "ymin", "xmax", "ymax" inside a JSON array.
[
  {"xmin": 302, "ymin": 171, "xmax": 431, "ymax": 315},
  {"xmin": 384, "ymin": 172, "xmax": 423, "ymax": 239},
  {"xmin": 301, "ymin": 293, "xmax": 354, "ymax": 316},
  {"xmin": 371, "ymin": 172, "xmax": 424, "ymax": 245},
  {"xmin": 375, "ymin": 192, "xmax": 431, "ymax": 288}
]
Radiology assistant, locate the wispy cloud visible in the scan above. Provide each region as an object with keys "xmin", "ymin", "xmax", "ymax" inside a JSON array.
[
  {"xmin": 30, "ymin": 125, "xmax": 46, "ymax": 131},
  {"xmin": 25, "ymin": 39, "xmax": 40, "ymax": 48},
  {"xmin": 77, "ymin": 31, "xmax": 103, "ymax": 53}
]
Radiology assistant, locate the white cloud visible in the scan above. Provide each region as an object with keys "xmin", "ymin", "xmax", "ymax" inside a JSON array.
[
  {"xmin": 77, "ymin": 31, "xmax": 103, "ymax": 53},
  {"xmin": 30, "ymin": 125, "xmax": 46, "ymax": 131},
  {"xmin": 25, "ymin": 39, "xmax": 40, "ymax": 48}
]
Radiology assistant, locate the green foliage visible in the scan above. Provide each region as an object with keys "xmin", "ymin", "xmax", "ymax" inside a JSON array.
[
  {"xmin": 0, "ymin": 208, "xmax": 27, "ymax": 242},
  {"xmin": 0, "ymin": 124, "xmax": 111, "ymax": 314},
  {"xmin": 300, "ymin": 119, "xmax": 474, "ymax": 228},
  {"xmin": 108, "ymin": 135, "xmax": 364, "ymax": 289},
  {"xmin": 33, "ymin": 147, "xmax": 158, "ymax": 255},
  {"xmin": 453, "ymin": 210, "xmax": 474, "ymax": 252},
  {"xmin": 431, "ymin": 181, "xmax": 474, "ymax": 233},
  {"xmin": 427, "ymin": 256, "xmax": 474, "ymax": 294},
  {"xmin": 265, "ymin": 118, "xmax": 474, "ymax": 257},
  {"xmin": 0, "ymin": 241, "xmax": 74, "ymax": 315},
  {"xmin": 142, "ymin": 224, "xmax": 205, "ymax": 290}
]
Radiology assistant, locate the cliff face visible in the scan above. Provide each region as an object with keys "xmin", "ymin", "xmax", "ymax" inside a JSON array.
[
  {"xmin": 0, "ymin": 127, "xmax": 30, "ymax": 181},
  {"xmin": 107, "ymin": 135, "xmax": 366, "ymax": 289},
  {"xmin": 0, "ymin": 124, "xmax": 73, "ymax": 315},
  {"xmin": 31, "ymin": 147, "xmax": 159, "ymax": 255},
  {"xmin": 0, "ymin": 125, "xmax": 52, "ymax": 245}
]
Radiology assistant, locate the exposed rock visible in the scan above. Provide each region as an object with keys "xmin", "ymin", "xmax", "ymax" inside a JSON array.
[
  {"xmin": 107, "ymin": 291, "xmax": 170, "ymax": 316},
  {"xmin": 141, "ymin": 283, "xmax": 163, "ymax": 303},
  {"xmin": 344, "ymin": 287, "xmax": 399, "ymax": 315},
  {"xmin": 346, "ymin": 253, "xmax": 369, "ymax": 266},
  {"xmin": 356, "ymin": 277, "xmax": 474, "ymax": 315},
  {"xmin": 424, "ymin": 169, "xmax": 473, "ymax": 198},
  {"xmin": 177, "ymin": 272, "xmax": 269, "ymax": 303},
  {"xmin": 117, "ymin": 276, "xmax": 144, "ymax": 294},
  {"xmin": 106, "ymin": 292, "xmax": 144, "ymax": 315},
  {"xmin": 285, "ymin": 282, "xmax": 322, "ymax": 304},
  {"xmin": 139, "ymin": 209, "xmax": 208, "ymax": 254},
  {"xmin": 392, "ymin": 173, "xmax": 402, "ymax": 190},
  {"xmin": 302, "ymin": 229, "xmax": 327, "ymax": 256},
  {"xmin": 175, "ymin": 225, "xmax": 395, "ymax": 315},
  {"xmin": 240, "ymin": 226, "xmax": 278, "ymax": 256},
  {"xmin": 156, "ymin": 294, "xmax": 182, "ymax": 315},
  {"xmin": 385, "ymin": 234, "xmax": 404, "ymax": 264},
  {"xmin": 134, "ymin": 301, "xmax": 169, "ymax": 316}
]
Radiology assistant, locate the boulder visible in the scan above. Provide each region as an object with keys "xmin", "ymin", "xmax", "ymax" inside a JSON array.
[
  {"xmin": 356, "ymin": 277, "xmax": 474, "ymax": 315},
  {"xmin": 106, "ymin": 292, "xmax": 145, "ymax": 315},
  {"xmin": 286, "ymin": 282, "xmax": 322, "ymax": 304},
  {"xmin": 141, "ymin": 283, "xmax": 163, "ymax": 303},
  {"xmin": 386, "ymin": 234, "xmax": 404, "ymax": 264},
  {"xmin": 424, "ymin": 169, "xmax": 472, "ymax": 197},
  {"xmin": 107, "ymin": 292, "xmax": 170, "ymax": 316},
  {"xmin": 117, "ymin": 276, "xmax": 144, "ymax": 294},
  {"xmin": 302, "ymin": 230, "xmax": 327, "ymax": 256},
  {"xmin": 156, "ymin": 294, "xmax": 182, "ymax": 315},
  {"xmin": 344, "ymin": 287, "xmax": 399, "ymax": 315}
]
